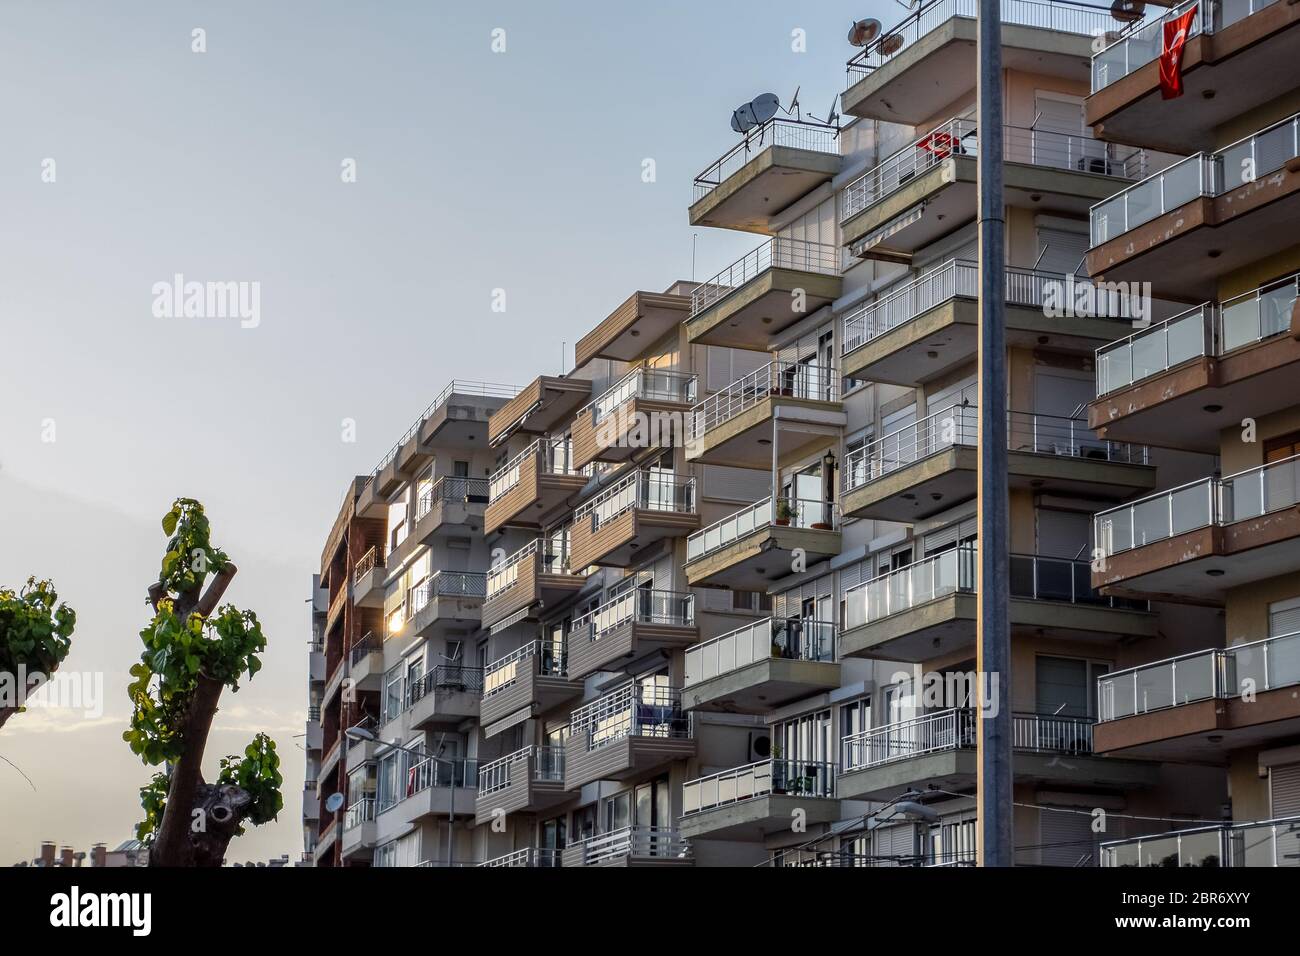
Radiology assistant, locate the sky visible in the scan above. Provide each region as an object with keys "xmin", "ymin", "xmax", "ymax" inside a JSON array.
[{"xmin": 0, "ymin": 0, "xmax": 895, "ymax": 864}]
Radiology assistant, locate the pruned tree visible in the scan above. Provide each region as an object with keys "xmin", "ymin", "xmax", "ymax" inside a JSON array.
[
  {"xmin": 125, "ymin": 498, "xmax": 283, "ymax": 867},
  {"xmin": 0, "ymin": 578, "xmax": 76, "ymax": 731}
]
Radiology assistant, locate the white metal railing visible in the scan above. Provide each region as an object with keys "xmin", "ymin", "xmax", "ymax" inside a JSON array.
[
  {"xmin": 371, "ymin": 381, "xmax": 520, "ymax": 477},
  {"xmin": 689, "ymin": 361, "xmax": 839, "ymax": 440},
  {"xmin": 842, "ymin": 709, "xmax": 1092, "ymax": 771},
  {"xmin": 686, "ymin": 496, "xmax": 839, "ymax": 563},
  {"xmin": 843, "ymin": 546, "xmax": 976, "ymax": 630},
  {"xmin": 571, "ymin": 588, "xmax": 695, "ymax": 645},
  {"xmin": 694, "ymin": 118, "xmax": 840, "ymax": 200},
  {"xmin": 842, "ymin": 259, "xmax": 1145, "ymax": 356},
  {"xmin": 895, "ymin": 405, "xmax": 1131, "ymax": 480},
  {"xmin": 1094, "ymin": 453, "xmax": 1300, "ymax": 557},
  {"xmin": 569, "ymin": 683, "xmax": 690, "ymax": 750},
  {"xmin": 486, "ymin": 538, "xmax": 570, "ymax": 599},
  {"xmin": 1092, "ymin": 110, "xmax": 1300, "ymax": 245},
  {"xmin": 571, "ymin": 826, "xmax": 691, "ymax": 865},
  {"xmin": 1101, "ymin": 816, "xmax": 1300, "ymax": 867},
  {"xmin": 685, "ymin": 618, "xmax": 837, "ymax": 686},
  {"xmin": 1095, "ymin": 271, "xmax": 1300, "ymax": 395},
  {"xmin": 478, "ymin": 847, "xmax": 563, "ymax": 868},
  {"xmin": 573, "ymin": 469, "xmax": 696, "ymax": 530},
  {"xmin": 1097, "ymin": 630, "xmax": 1300, "ymax": 721},
  {"xmin": 691, "ymin": 237, "xmax": 839, "ymax": 318},
  {"xmin": 482, "ymin": 640, "xmax": 567, "ymax": 698},
  {"xmin": 683, "ymin": 759, "xmax": 836, "ymax": 814},
  {"xmin": 1092, "ymin": 0, "xmax": 1279, "ymax": 92},
  {"xmin": 841, "ymin": 117, "xmax": 1146, "ymax": 222},
  {"xmin": 846, "ymin": 0, "xmax": 1122, "ymax": 82},
  {"xmin": 343, "ymin": 796, "xmax": 376, "ymax": 830},
  {"xmin": 489, "ymin": 438, "xmax": 575, "ymax": 502},
  {"xmin": 477, "ymin": 745, "xmax": 564, "ymax": 795},
  {"xmin": 585, "ymin": 367, "xmax": 698, "ymax": 424}
]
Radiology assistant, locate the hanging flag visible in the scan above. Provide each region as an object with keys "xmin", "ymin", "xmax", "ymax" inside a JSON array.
[{"xmin": 1158, "ymin": 5, "xmax": 1199, "ymax": 100}]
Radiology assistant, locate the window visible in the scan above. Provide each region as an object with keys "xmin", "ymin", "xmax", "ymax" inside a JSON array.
[
  {"xmin": 381, "ymin": 665, "xmax": 404, "ymax": 723},
  {"xmin": 928, "ymin": 817, "xmax": 976, "ymax": 866},
  {"xmin": 773, "ymin": 709, "xmax": 832, "ymax": 765},
  {"xmin": 841, "ymin": 697, "xmax": 870, "ymax": 741},
  {"xmin": 1035, "ymin": 655, "xmax": 1110, "ymax": 718},
  {"xmin": 377, "ymin": 749, "xmax": 401, "ymax": 810}
]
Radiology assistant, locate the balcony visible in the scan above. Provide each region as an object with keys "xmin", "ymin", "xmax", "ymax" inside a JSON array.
[
  {"xmin": 348, "ymin": 632, "xmax": 384, "ymax": 692},
  {"xmin": 351, "ymin": 546, "xmax": 386, "ymax": 607},
  {"xmin": 302, "ymin": 781, "xmax": 319, "ymax": 821},
  {"xmin": 838, "ymin": 709, "xmax": 1157, "ymax": 802},
  {"xmin": 340, "ymin": 797, "xmax": 378, "ymax": 860},
  {"xmin": 683, "ymin": 618, "xmax": 840, "ymax": 714},
  {"xmin": 1101, "ymin": 816, "xmax": 1300, "ymax": 867},
  {"xmin": 384, "ymin": 757, "xmax": 478, "ymax": 826},
  {"xmin": 841, "ymin": 404, "xmax": 1153, "ymax": 523},
  {"xmin": 1089, "ymin": 114, "xmax": 1300, "ymax": 300},
  {"xmin": 575, "ymin": 290, "xmax": 692, "ymax": 368},
  {"xmin": 309, "ymin": 645, "xmax": 325, "ymax": 682},
  {"xmin": 480, "ymin": 640, "xmax": 582, "ymax": 734},
  {"xmin": 561, "ymin": 826, "xmax": 692, "ymax": 868},
  {"xmin": 680, "ymin": 759, "xmax": 839, "ymax": 842},
  {"xmin": 1093, "ymin": 631, "xmax": 1300, "ymax": 761},
  {"xmin": 305, "ymin": 716, "xmax": 323, "ymax": 751},
  {"xmin": 684, "ymin": 497, "xmax": 841, "ymax": 591},
  {"xmin": 474, "ymin": 745, "xmax": 567, "ymax": 825},
  {"xmin": 487, "ymin": 375, "xmax": 592, "ymax": 447},
  {"xmin": 570, "ymin": 368, "xmax": 697, "ymax": 470},
  {"xmin": 841, "ymin": 259, "xmax": 1166, "ymax": 388},
  {"xmin": 404, "ymin": 571, "xmax": 485, "ymax": 639},
  {"xmin": 567, "ymin": 589, "xmax": 697, "ymax": 680},
  {"xmin": 485, "ymin": 439, "xmax": 586, "ymax": 535},
  {"xmin": 685, "ymin": 238, "xmax": 841, "ymax": 350},
  {"xmin": 685, "ymin": 361, "xmax": 845, "ymax": 469},
  {"xmin": 408, "ymin": 477, "xmax": 489, "ymax": 546},
  {"xmin": 840, "ymin": 547, "xmax": 1154, "ymax": 662},
  {"xmin": 1091, "ymin": 274, "xmax": 1300, "ymax": 452},
  {"xmin": 1090, "ymin": 0, "xmax": 1300, "ymax": 154},
  {"xmin": 564, "ymin": 684, "xmax": 695, "ymax": 790},
  {"xmin": 405, "ymin": 665, "xmax": 482, "ymax": 729},
  {"xmin": 843, "ymin": 118, "xmax": 1155, "ymax": 263},
  {"xmin": 689, "ymin": 119, "xmax": 841, "ymax": 234},
  {"xmin": 482, "ymin": 539, "xmax": 585, "ymax": 631},
  {"xmin": 479, "ymin": 847, "xmax": 563, "ymax": 868},
  {"xmin": 570, "ymin": 471, "xmax": 698, "ymax": 569},
  {"xmin": 1093, "ymin": 455, "xmax": 1300, "ymax": 603},
  {"xmin": 364, "ymin": 381, "xmax": 520, "ymax": 502},
  {"xmin": 842, "ymin": 0, "xmax": 1117, "ymax": 123}
]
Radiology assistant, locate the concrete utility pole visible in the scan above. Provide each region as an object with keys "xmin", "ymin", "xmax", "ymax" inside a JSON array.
[{"xmin": 976, "ymin": 0, "xmax": 1013, "ymax": 867}]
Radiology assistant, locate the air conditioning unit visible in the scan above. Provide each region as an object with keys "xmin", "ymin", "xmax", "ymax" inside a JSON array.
[{"xmin": 748, "ymin": 730, "xmax": 773, "ymax": 763}]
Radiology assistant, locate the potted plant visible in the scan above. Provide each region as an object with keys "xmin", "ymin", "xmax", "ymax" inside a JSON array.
[{"xmin": 775, "ymin": 499, "xmax": 797, "ymax": 526}]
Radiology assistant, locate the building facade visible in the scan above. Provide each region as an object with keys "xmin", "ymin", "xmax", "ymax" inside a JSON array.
[{"xmin": 303, "ymin": 0, "xmax": 1300, "ymax": 867}]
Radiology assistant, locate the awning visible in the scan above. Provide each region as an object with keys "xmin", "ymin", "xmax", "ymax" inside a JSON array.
[
  {"xmin": 483, "ymin": 706, "xmax": 533, "ymax": 738},
  {"xmin": 850, "ymin": 202, "xmax": 926, "ymax": 260},
  {"xmin": 489, "ymin": 605, "xmax": 535, "ymax": 634}
]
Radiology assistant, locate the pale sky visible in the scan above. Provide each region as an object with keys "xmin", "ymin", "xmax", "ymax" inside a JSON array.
[{"xmin": 0, "ymin": 0, "xmax": 890, "ymax": 863}]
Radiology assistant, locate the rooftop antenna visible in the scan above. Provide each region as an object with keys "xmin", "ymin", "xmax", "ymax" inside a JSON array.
[
  {"xmin": 809, "ymin": 94, "xmax": 841, "ymax": 130},
  {"xmin": 847, "ymin": 18, "xmax": 882, "ymax": 47}
]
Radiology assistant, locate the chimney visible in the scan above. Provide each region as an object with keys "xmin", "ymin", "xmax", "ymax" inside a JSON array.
[
  {"xmin": 39, "ymin": 843, "xmax": 56, "ymax": 867},
  {"xmin": 60, "ymin": 847, "xmax": 74, "ymax": 868},
  {"xmin": 91, "ymin": 844, "xmax": 107, "ymax": 868}
]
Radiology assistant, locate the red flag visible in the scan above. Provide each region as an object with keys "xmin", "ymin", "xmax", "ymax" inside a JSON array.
[{"xmin": 1158, "ymin": 5, "xmax": 1198, "ymax": 100}]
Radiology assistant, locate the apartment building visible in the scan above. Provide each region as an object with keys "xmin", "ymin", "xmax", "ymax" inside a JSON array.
[
  {"xmin": 1082, "ymin": 0, "xmax": 1300, "ymax": 867},
  {"xmin": 303, "ymin": 0, "xmax": 1299, "ymax": 867}
]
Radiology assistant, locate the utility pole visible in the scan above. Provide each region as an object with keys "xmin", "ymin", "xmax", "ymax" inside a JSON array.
[{"xmin": 976, "ymin": 0, "xmax": 1012, "ymax": 867}]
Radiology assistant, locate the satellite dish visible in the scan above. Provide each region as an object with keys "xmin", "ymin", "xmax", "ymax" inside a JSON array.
[
  {"xmin": 731, "ymin": 102, "xmax": 759, "ymax": 133},
  {"xmin": 324, "ymin": 792, "xmax": 345, "ymax": 814},
  {"xmin": 809, "ymin": 94, "xmax": 841, "ymax": 129},
  {"xmin": 847, "ymin": 18, "xmax": 882, "ymax": 47},
  {"xmin": 879, "ymin": 34, "xmax": 905, "ymax": 56},
  {"xmin": 751, "ymin": 93, "xmax": 781, "ymax": 125},
  {"xmin": 1110, "ymin": 0, "xmax": 1145, "ymax": 22}
]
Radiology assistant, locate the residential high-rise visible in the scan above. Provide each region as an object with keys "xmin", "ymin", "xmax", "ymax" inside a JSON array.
[{"xmin": 303, "ymin": 0, "xmax": 1300, "ymax": 867}]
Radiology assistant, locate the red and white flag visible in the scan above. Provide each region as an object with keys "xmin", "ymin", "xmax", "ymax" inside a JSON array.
[{"xmin": 1159, "ymin": 5, "xmax": 1198, "ymax": 100}]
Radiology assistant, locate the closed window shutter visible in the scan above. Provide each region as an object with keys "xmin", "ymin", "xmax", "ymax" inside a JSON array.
[
  {"xmin": 874, "ymin": 824, "xmax": 916, "ymax": 862},
  {"xmin": 1270, "ymin": 764, "xmax": 1300, "ymax": 817},
  {"xmin": 702, "ymin": 465, "xmax": 772, "ymax": 503},
  {"xmin": 1037, "ymin": 228, "xmax": 1090, "ymax": 277},
  {"xmin": 1269, "ymin": 597, "xmax": 1300, "ymax": 638},
  {"xmin": 1039, "ymin": 806, "xmax": 1097, "ymax": 867}
]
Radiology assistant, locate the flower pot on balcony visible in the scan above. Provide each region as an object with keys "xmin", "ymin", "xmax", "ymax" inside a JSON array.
[
  {"xmin": 810, "ymin": 522, "xmax": 832, "ymax": 531},
  {"xmin": 774, "ymin": 518, "xmax": 791, "ymax": 526}
]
